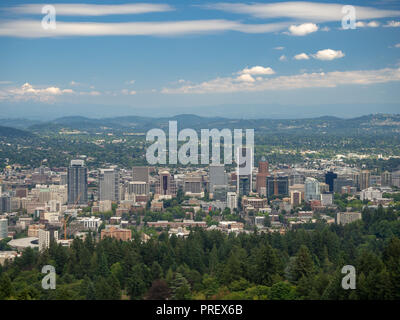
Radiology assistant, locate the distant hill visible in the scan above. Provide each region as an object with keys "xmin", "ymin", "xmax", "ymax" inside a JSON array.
[
  {"xmin": 0, "ymin": 125, "xmax": 34, "ymax": 138},
  {"xmin": 2, "ymin": 113, "xmax": 400, "ymax": 136}
]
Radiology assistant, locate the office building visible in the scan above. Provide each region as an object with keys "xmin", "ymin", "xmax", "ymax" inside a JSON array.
[
  {"xmin": 360, "ymin": 170, "xmax": 371, "ymax": 190},
  {"xmin": 336, "ymin": 212, "xmax": 362, "ymax": 225},
  {"xmin": 99, "ymin": 168, "xmax": 119, "ymax": 201},
  {"xmin": 325, "ymin": 171, "xmax": 337, "ymax": 192},
  {"xmin": 266, "ymin": 175, "xmax": 289, "ymax": 198},
  {"xmin": 132, "ymin": 166, "xmax": 150, "ymax": 183},
  {"xmin": 305, "ymin": 177, "xmax": 320, "ymax": 202},
  {"xmin": 156, "ymin": 171, "xmax": 177, "ymax": 196},
  {"xmin": 381, "ymin": 171, "xmax": 392, "ymax": 187},
  {"xmin": 226, "ymin": 192, "xmax": 238, "ymax": 211},
  {"xmin": 67, "ymin": 160, "xmax": 88, "ymax": 205},
  {"xmin": 290, "ymin": 190, "xmax": 302, "ymax": 206},
  {"xmin": 209, "ymin": 164, "xmax": 227, "ymax": 192},
  {"xmin": 334, "ymin": 178, "xmax": 354, "ymax": 193},
  {"xmin": 0, "ymin": 196, "xmax": 11, "ymax": 213},
  {"xmin": 256, "ymin": 159, "xmax": 269, "ymax": 195},
  {"xmin": 236, "ymin": 147, "xmax": 253, "ymax": 195},
  {"xmin": 38, "ymin": 227, "xmax": 59, "ymax": 252},
  {"xmin": 127, "ymin": 181, "xmax": 149, "ymax": 195},
  {"xmin": 0, "ymin": 219, "xmax": 8, "ymax": 239}
]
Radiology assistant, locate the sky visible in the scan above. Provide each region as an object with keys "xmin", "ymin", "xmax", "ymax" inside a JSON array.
[{"xmin": 0, "ymin": 0, "xmax": 399, "ymax": 119}]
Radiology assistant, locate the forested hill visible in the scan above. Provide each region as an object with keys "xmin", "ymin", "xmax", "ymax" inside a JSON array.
[
  {"xmin": 0, "ymin": 125, "xmax": 33, "ymax": 138},
  {"xmin": 1, "ymin": 113, "xmax": 400, "ymax": 135}
]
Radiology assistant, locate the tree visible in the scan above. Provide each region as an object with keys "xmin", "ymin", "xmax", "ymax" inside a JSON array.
[
  {"xmin": 170, "ymin": 273, "xmax": 191, "ymax": 300},
  {"xmin": 145, "ymin": 280, "xmax": 171, "ymax": 300},
  {"xmin": 0, "ymin": 274, "xmax": 13, "ymax": 299},
  {"xmin": 292, "ymin": 245, "xmax": 314, "ymax": 282}
]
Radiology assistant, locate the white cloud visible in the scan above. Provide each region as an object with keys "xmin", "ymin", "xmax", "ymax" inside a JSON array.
[
  {"xmin": 367, "ymin": 21, "xmax": 380, "ymax": 27},
  {"xmin": 288, "ymin": 23, "xmax": 318, "ymax": 36},
  {"xmin": 0, "ymin": 19, "xmax": 293, "ymax": 38},
  {"xmin": 9, "ymin": 3, "xmax": 174, "ymax": 16},
  {"xmin": 356, "ymin": 20, "xmax": 380, "ymax": 28},
  {"xmin": 2, "ymin": 82, "xmax": 74, "ymax": 102},
  {"xmin": 236, "ymin": 74, "xmax": 255, "ymax": 82},
  {"xmin": 395, "ymin": 43, "xmax": 400, "ymax": 48},
  {"xmin": 240, "ymin": 66, "xmax": 275, "ymax": 75},
  {"xmin": 274, "ymin": 46, "xmax": 285, "ymax": 50},
  {"xmin": 161, "ymin": 67, "xmax": 400, "ymax": 94},
  {"xmin": 126, "ymin": 80, "xmax": 136, "ymax": 85},
  {"xmin": 312, "ymin": 49, "xmax": 345, "ymax": 61},
  {"xmin": 121, "ymin": 89, "xmax": 137, "ymax": 95},
  {"xmin": 356, "ymin": 21, "xmax": 366, "ymax": 27},
  {"xmin": 384, "ymin": 20, "xmax": 400, "ymax": 27},
  {"xmin": 294, "ymin": 53, "xmax": 310, "ymax": 60},
  {"xmin": 205, "ymin": 2, "xmax": 400, "ymax": 22},
  {"xmin": 279, "ymin": 55, "xmax": 287, "ymax": 61}
]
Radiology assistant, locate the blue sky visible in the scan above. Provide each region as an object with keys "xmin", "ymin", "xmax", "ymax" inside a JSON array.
[{"xmin": 0, "ymin": 0, "xmax": 399, "ymax": 119}]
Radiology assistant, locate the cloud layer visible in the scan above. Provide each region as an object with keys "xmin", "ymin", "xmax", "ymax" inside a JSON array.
[{"xmin": 161, "ymin": 67, "xmax": 400, "ymax": 94}]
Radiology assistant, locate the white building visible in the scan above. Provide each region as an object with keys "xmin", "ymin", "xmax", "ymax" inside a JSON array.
[
  {"xmin": 336, "ymin": 212, "xmax": 362, "ymax": 225},
  {"xmin": 360, "ymin": 187, "xmax": 383, "ymax": 201},
  {"xmin": 80, "ymin": 216, "xmax": 102, "ymax": 230},
  {"xmin": 0, "ymin": 218, "xmax": 8, "ymax": 239},
  {"xmin": 38, "ymin": 228, "xmax": 59, "ymax": 252},
  {"xmin": 305, "ymin": 177, "xmax": 320, "ymax": 202},
  {"xmin": 226, "ymin": 192, "xmax": 238, "ymax": 211},
  {"xmin": 320, "ymin": 193, "xmax": 333, "ymax": 206}
]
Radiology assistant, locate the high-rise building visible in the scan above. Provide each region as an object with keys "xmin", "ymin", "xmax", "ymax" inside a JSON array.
[
  {"xmin": 99, "ymin": 168, "xmax": 119, "ymax": 201},
  {"xmin": 184, "ymin": 175, "xmax": 203, "ymax": 194},
  {"xmin": 360, "ymin": 170, "xmax": 371, "ymax": 190},
  {"xmin": 132, "ymin": 166, "xmax": 150, "ymax": 183},
  {"xmin": 333, "ymin": 178, "xmax": 353, "ymax": 193},
  {"xmin": 227, "ymin": 192, "xmax": 238, "ymax": 211},
  {"xmin": 213, "ymin": 185, "xmax": 228, "ymax": 201},
  {"xmin": 290, "ymin": 190, "xmax": 302, "ymax": 206},
  {"xmin": 256, "ymin": 159, "xmax": 269, "ymax": 195},
  {"xmin": 209, "ymin": 164, "xmax": 227, "ymax": 192},
  {"xmin": 60, "ymin": 172, "xmax": 68, "ymax": 185},
  {"xmin": 127, "ymin": 181, "xmax": 149, "ymax": 195},
  {"xmin": 0, "ymin": 196, "xmax": 11, "ymax": 213},
  {"xmin": 236, "ymin": 147, "xmax": 253, "ymax": 195},
  {"xmin": 325, "ymin": 171, "xmax": 337, "ymax": 192},
  {"xmin": 0, "ymin": 219, "xmax": 8, "ymax": 239},
  {"xmin": 266, "ymin": 175, "xmax": 289, "ymax": 198},
  {"xmin": 392, "ymin": 171, "xmax": 400, "ymax": 188},
  {"xmin": 38, "ymin": 227, "xmax": 59, "ymax": 251},
  {"xmin": 381, "ymin": 171, "xmax": 392, "ymax": 187},
  {"xmin": 67, "ymin": 160, "xmax": 88, "ymax": 205},
  {"xmin": 305, "ymin": 177, "xmax": 321, "ymax": 202},
  {"xmin": 156, "ymin": 171, "xmax": 177, "ymax": 196}
]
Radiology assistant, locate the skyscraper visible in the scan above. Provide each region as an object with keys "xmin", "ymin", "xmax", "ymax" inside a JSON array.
[
  {"xmin": 266, "ymin": 175, "xmax": 289, "ymax": 198},
  {"xmin": 67, "ymin": 160, "xmax": 88, "ymax": 205},
  {"xmin": 236, "ymin": 147, "xmax": 253, "ymax": 195},
  {"xmin": 99, "ymin": 168, "xmax": 119, "ymax": 201},
  {"xmin": 0, "ymin": 218, "xmax": 8, "ymax": 239},
  {"xmin": 256, "ymin": 159, "xmax": 270, "ymax": 195},
  {"xmin": 360, "ymin": 170, "xmax": 371, "ymax": 190},
  {"xmin": 209, "ymin": 164, "xmax": 227, "ymax": 192},
  {"xmin": 325, "ymin": 171, "xmax": 337, "ymax": 192},
  {"xmin": 305, "ymin": 177, "xmax": 320, "ymax": 202},
  {"xmin": 156, "ymin": 171, "xmax": 177, "ymax": 196}
]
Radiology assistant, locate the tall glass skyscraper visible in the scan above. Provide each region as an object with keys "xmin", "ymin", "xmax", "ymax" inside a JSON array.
[{"xmin": 67, "ymin": 159, "xmax": 88, "ymax": 205}]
